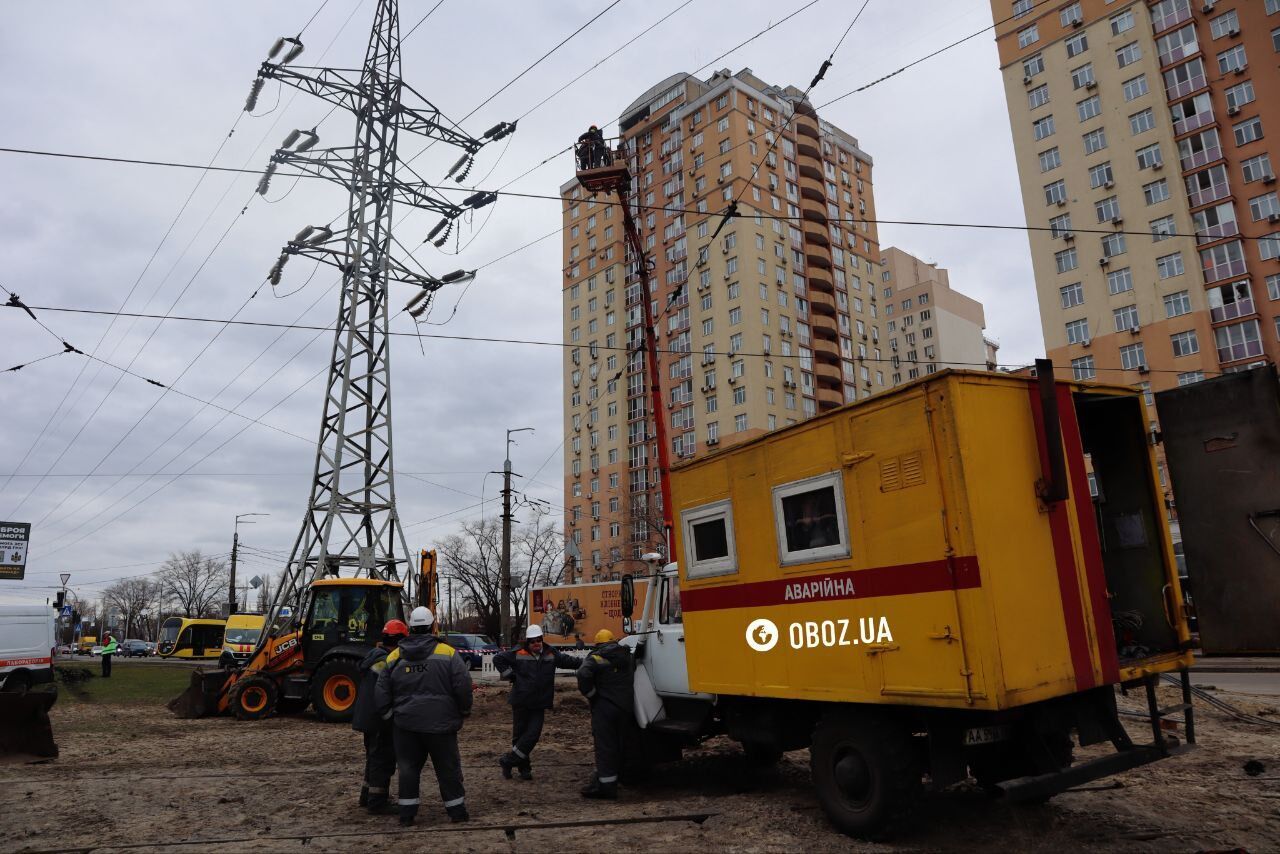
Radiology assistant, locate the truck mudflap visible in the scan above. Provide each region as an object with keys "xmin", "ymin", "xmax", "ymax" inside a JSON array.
[{"xmin": 998, "ymin": 669, "xmax": 1196, "ymax": 803}]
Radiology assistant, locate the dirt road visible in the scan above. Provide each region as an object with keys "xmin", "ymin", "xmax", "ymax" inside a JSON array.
[{"xmin": 2, "ymin": 679, "xmax": 1278, "ymax": 852}]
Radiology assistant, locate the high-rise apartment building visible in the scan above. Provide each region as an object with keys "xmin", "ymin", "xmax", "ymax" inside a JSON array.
[
  {"xmin": 991, "ymin": 0, "xmax": 1280, "ymax": 402},
  {"xmin": 560, "ymin": 68, "xmax": 885, "ymax": 579},
  {"xmin": 879, "ymin": 246, "xmax": 997, "ymax": 381}
]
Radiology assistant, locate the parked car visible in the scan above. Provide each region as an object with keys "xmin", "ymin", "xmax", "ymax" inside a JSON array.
[
  {"xmin": 119, "ymin": 639, "xmax": 150, "ymax": 657},
  {"xmin": 144, "ymin": 642, "xmax": 156, "ymax": 655},
  {"xmin": 442, "ymin": 633, "xmax": 500, "ymax": 670},
  {"xmin": 57, "ymin": 644, "xmax": 75, "ymax": 656},
  {"xmin": 89, "ymin": 645, "xmax": 105, "ymax": 656}
]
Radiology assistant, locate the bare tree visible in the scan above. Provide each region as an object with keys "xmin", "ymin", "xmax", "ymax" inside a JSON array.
[
  {"xmin": 436, "ymin": 513, "xmax": 565, "ymax": 641},
  {"xmin": 157, "ymin": 550, "xmax": 229, "ymax": 618},
  {"xmin": 103, "ymin": 577, "xmax": 161, "ymax": 639}
]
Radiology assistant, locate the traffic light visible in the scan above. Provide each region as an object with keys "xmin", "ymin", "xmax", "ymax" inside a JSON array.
[{"xmin": 55, "ymin": 590, "xmax": 66, "ymax": 610}]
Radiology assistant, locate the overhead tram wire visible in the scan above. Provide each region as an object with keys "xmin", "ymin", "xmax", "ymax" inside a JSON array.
[
  {"xmin": 7, "ymin": 301, "xmax": 1228, "ymax": 381},
  {"xmin": 5, "ymin": 1, "xmax": 370, "ymax": 527}
]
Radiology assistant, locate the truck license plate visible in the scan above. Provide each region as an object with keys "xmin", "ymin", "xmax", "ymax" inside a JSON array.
[{"xmin": 963, "ymin": 725, "xmax": 1013, "ymax": 746}]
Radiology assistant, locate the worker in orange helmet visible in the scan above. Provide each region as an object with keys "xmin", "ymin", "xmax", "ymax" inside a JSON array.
[
  {"xmin": 353, "ymin": 618, "xmax": 409, "ymax": 814},
  {"xmin": 576, "ymin": 628, "xmax": 635, "ymax": 799}
]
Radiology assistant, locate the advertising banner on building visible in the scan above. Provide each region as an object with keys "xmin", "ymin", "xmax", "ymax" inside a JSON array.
[
  {"xmin": 529, "ymin": 578, "xmax": 650, "ymax": 646},
  {"xmin": 0, "ymin": 522, "xmax": 31, "ymax": 580}
]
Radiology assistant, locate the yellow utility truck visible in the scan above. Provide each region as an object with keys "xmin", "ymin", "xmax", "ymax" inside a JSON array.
[{"xmin": 619, "ymin": 368, "xmax": 1194, "ymax": 837}]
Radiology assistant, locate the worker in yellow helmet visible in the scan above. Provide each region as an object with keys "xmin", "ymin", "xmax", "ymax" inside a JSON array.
[{"xmin": 575, "ymin": 628, "xmax": 635, "ymax": 799}]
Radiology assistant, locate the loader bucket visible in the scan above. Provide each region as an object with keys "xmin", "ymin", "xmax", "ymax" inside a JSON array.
[
  {"xmin": 0, "ymin": 689, "xmax": 58, "ymax": 760},
  {"xmin": 167, "ymin": 668, "xmax": 232, "ymax": 718}
]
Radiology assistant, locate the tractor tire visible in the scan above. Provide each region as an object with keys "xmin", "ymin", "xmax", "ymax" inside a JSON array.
[
  {"xmin": 311, "ymin": 658, "xmax": 361, "ymax": 723},
  {"xmin": 809, "ymin": 709, "xmax": 921, "ymax": 840},
  {"xmin": 229, "ymin": 676, "xmax": 278, "ymax": 721}
]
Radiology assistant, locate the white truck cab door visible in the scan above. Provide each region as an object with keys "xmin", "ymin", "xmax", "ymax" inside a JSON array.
[{"xmin": 645, "ymin": 572, "xmax": 711, "ymax": 699}]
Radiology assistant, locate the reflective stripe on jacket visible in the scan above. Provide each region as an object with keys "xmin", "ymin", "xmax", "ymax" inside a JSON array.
[
  {"xmin": 493, "ymin": 644, "xmax": 582, "ymax": 709},
  {"xmin": 374, "ymin": 633, "xmax": 473, "ymax": 734}
]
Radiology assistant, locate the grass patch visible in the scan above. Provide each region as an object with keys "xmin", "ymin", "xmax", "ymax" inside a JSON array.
[{"xmin": 54, "ymin": 662, "xmax": 196, "ymax": 705}]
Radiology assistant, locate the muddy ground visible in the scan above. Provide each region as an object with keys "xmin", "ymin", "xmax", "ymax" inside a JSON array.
[{"xmin": 2, "ymin": 678, "xmax": 1279, "ymax": 852}]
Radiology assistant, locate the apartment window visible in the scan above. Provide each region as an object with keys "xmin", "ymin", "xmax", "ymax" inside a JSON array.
[
  {"xmin": 1201, "ymin": 240, "xmax": 1246, "ymax": 282},
  {"xmin": 1157, "ymin": 25, "xmax": 1198, "ymax": 65},
  {"xmin": 1077, "ymin": 95, "xmax": 1101, "ymax": 122},
  {"xmin": 1084, "ymin": 129, "xmax": 1108, "ymax": 155},
  {"xmin": 1264, "ymin": 234, "xmax": 1280, "ymax": 262},
  {"xmin": 1116, "ymin": 42, "xmax": 1142, "ymax": 68},
  {"xmin": 1136, "ymin": 143, "xmax": 1163, "ymax": 169},
  {"xmin": 734, "ymin": 413, "xmax": 748, "ymax": 432},
  {"xmin": 1023, "ymin": 52, "xmax": 1045, "ymax": 77},
  {"xmin": 1144, "ymin": 179, "xmax": 1170, "ymax": 205},
  {"xmin": 1110, "ymin": 9, "xmax": 1135, "ymax": 35},
  {"xmin": 1028, "ymin": 84, "xmax": 1050, "ymax": 109},
  {"xmin": 1013, "ymin": 0, "xmax": 1033, "ymax": 17},
  {"xmin": 1178, "ymin": 371, "xmax": 1205, "ymax": 387},
  {"xmin": 1215, "ymin": 319, "xmax": 1263, "ymax": 362},
  {"xmin": 1120, "ymin": 342, "xmax": 1146, "ymax": 370},
  {"xmin": 1090, "ymin": 161, "xmax": 1114, "ymax": 188},
  {"xmin": 1234, "ymin": 117, "xmax": 1264, "ymax": 146},
  {"xmin": 1039, "ymin": 147, "xmax": 1062, "ymax": 172},
  {"xmin": 1018, "ymin": 25, "xmax": 1040, "ymax": 48},
  {"xmin": 1158, "ymin": 253, "xmax": 1186, "ymax": 280},
  {"xmin": 1270, "ymin": 0, "xmax": 1280, "ymax": 14},
  {"xmin": 1061, "ymin": 3, "xmax": 1083, "ymax": 27},
  {"xmin": 1071, "ymin": 64, "xmax": 1095, "ymax": 90},
  {"xmin": 1055, "ymin": 247, "xmax": 1079, "ymax": 273},
  {"xmin": 1242, "ymin": 154, "xmax": 1274, "ymax": 183},
  {"xmin": 1114, "ymin": 304, "xmax": 1139, "ymax": 332},
  {"xmin": 732, "ymin": 386, "xmax": 746, "ymax": 406},
  {"xmin": 1033, "ymin": 115, "xmax": 1056, "ymax": 141},
  {"xmin": 1095, "ymin": 195, "xmax": 1120, "ymax": 222},
  {"xmin": 1045, "ymin": 179, "xmax": 1068, "ymax": 205},
  {"xmin": 729, "ymin": 332, "xmax": 743, "ymax": 352},
  {"xmin": 1122, "ymin": 75, "xmax": 1149, "ymax": 101},
  {"xmin": 1249, "ymin": 192, "xmax": 1280, "ymax": 221},
  {"xmin": 1170, "ymin": 329, "xmax": 1200, "ymax": 357},
  {"xmin": 1050, "ymin": 213, "xmax": 1073, "ymax": 237},
  {"xmin": 1151, "ymin": 0, "xmax": 1193, "ymax": 31},
  {"xmin": 1225, "ymin": 80, "xmax": 1255, "ymax": 111},
  {"xmin": 1217, "ymin": 45, "xmax": 1247, "ymax": 74},
  {"xmin": 1066, "ymin": 318, "xmax": 1090, "ymax": 344},
  {"xmin": 1108, "ymin": 267, "xmax": 1134, "ymax": 294},
  {"xmin": 1102, "ymin": 232, "xmax": 1126, "ymax": 257},
  {"xmin": 1072, "ymin": 356, "xmax": 1096, "ymax": 380},
  {"xmin": 1151, "ymin": 215, "xmax": 1177, "ymax": 241},
  {"xmin": 1209, "ymin": 280, "xmax": 1254, "ymax": 322},
  {"xmin": 1066, "ymin": 32, "xmax": 1088, "ymax": 58},
  {"xmin": 1060, "ymin": 282, "xmax": 1085, "ymax": 308},
  {"xmin": 1268, "ymin": 274, "xmax": 1280, "ymax": 301},
  {"xmin": 728, "ymin": 306, "xmax": 741, "ymax": 325},
  {"xmin": 1130, "ymin": 108, "xmax": 1156, "ymax": 135}
]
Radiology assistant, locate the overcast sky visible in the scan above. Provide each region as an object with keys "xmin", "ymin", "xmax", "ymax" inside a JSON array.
[{"xmin": 0, "ymin": 0, "xmax": 1040, "ymax": 607}]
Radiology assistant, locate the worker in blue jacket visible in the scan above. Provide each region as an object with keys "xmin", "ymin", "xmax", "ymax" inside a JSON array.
[{"xmin": 493, "ymin": 623, "xmax": 582, "ymax": 780}]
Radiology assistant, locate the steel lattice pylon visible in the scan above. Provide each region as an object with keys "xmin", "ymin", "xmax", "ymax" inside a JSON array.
[{"xmin": 242, "ymin": 0, "xmax": 510, "ymax": 618}]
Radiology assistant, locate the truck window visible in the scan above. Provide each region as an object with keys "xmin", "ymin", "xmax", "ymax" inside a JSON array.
[
  {"xmin": 680, "ymin": 499, "xmax": 738, "ymax": 578},
  {"xmin": 773, "ymin": 471, "xmax": 851, "ymax": 564},
  {"xmin": 658, "ymin": 577, "xmax": 683, "ymax": 625}
]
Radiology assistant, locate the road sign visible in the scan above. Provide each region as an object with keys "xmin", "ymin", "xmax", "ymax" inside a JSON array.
[
  {"xmin": 61, "ymin": 605, "xmax": 73, "ymax": 618},
  {"xmin": 60, "ymin": 572, "xmax": 71, "ymax": 587},
  {"xmin": 0, "ymin": 522, "xmax": 31, "ymax": 580}
]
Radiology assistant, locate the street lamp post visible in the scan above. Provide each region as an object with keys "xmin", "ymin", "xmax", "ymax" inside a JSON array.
[
  {"xmin": 230, "ymin": 513, "xmax": 269, "ymax": 616},
  {"xmin": 501, "ymin": 427, "xmax": 535, "ymax": 647}
]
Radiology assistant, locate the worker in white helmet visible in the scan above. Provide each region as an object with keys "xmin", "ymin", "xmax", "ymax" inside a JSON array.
[
  {"xmin": 374, "ymin": 606, "xmax": 473, "ymax": 825},
  {"xmin": 492, "ymin": 623, "xmax": 583, "ymax": 780}
]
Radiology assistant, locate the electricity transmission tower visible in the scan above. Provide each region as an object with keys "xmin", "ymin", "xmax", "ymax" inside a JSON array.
[{"xmin": 242, "ymin": 0, "xmax": 512, "ymax": 613}]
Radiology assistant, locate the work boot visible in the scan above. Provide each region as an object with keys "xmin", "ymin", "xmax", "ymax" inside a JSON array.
[
  {"xmin": 366, "ymin": 796, "xmax": 397, "ymax": 816},
  {"xmin": 498, "ymin": 752, "xmax": 516, "ymax": 779},
  {"xmin": 446, "ymin": 803, "xmax": 470, "ymax": 823},
  {"xmin": 398, "ymin": 806, "xmax": 417, "ymax": 827},
  {"xmin": 358, "ymin": 785, "xmax": 369, "ymax": 807},
  {"xmin": 580, "ymin": 778, "xmax": 618, "ymax": 800},
  {"xmin": 518, "ymin": 761, "xmax": 533, "ymax": 781}
]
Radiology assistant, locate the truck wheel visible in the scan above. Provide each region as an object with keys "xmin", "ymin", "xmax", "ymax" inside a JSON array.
[
  {"xmin": 810, "ymin": 710, "xmax": 920, "ymax": 839},
  {"xmin": 743, "ymin": 741, "xmax": 784, "ymax": 766},
  {"xmin": 311, "ymin": 658, "xmax": 361, "ymax": 723},
  {"xmin": 2, "ymin": 672, "xmax": 32, "ymax": 693},
  {"xmin": 229, "ymin": 676, "xmax": 278, "ymax": 721}
]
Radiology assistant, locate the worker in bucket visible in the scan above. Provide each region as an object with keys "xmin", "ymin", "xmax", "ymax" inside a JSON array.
[
  {"xmin": 353, "ymin": 618, "xmax": 409, "ymax": 814},
  {"xmin": 100, "ymin": 632, "xmax": 118, "ymax": 678},
  {"xmin": 576, "ymin": 628, "xmax": 635, "ymax": 800},
  {"xmin": 375, "ymin": 606, "xmax": 473, "ymax": 826},
  {"xmin": 494, "ymin": 623, "xmax": 583, "ymax": 780}
]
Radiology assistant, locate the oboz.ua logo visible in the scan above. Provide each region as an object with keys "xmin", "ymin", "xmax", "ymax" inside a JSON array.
[{"xmin": 745, "ymin": 618, "xmax": 779, "ymax": 652}]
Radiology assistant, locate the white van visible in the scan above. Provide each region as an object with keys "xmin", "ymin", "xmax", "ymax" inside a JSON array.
[{"xmin": 0, "ymin": 605, "xmax": 56, "ymax": 691}]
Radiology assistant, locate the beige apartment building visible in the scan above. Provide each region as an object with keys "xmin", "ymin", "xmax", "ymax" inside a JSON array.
[
  {"xmin": 991, "ymin": 0, "xmax": 1280, "ymax": 406},
  {"xmin": 880, "ymin": 246, "xmax": 998, "ymax": 381},
  {"xmin": 560, "ymin": 68, "xmax": 887, "ymax": 579}
]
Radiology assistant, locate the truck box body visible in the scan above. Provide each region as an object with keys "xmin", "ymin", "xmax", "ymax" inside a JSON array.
[
  {"xmin": 671, "ymin": 371, "xmax": 1192, "ymax": 712},
  {"xmin": 0, "ymin": 605, "xmax": 57, "ymax": 690}
]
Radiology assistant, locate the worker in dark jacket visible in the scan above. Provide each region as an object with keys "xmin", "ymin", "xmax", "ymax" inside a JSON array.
[
  {"xmin": 375, "ymin": 606, "xmax": 473, "ymax": 825},
  {"xmin": 353, "ymin": 618, "xmax": 408, "ymax": 814},
  {"xmin": 493, "ymin": 624, "xmax": 582, "ymax": 780},
  {"xmin": 577, "ymin": 629, "xmax": 635, "ymax": 800}
]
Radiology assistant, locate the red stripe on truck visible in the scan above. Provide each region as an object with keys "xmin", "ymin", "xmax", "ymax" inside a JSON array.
[
  {"xmin": 0, "ymin": 657, "xmax": 52, "ymax": 667},
  {"xmin": 680, "ymin": 556, "xmax": 981, "ymax": 612}
]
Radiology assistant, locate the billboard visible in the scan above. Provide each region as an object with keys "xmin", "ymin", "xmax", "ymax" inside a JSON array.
[
  {"xmin": 0, "ymin": 523, "xmax": 31, "ymax": 581},
  {"xmin": 529, "ymin": 578, "xmax": 649, "ymax": 646}
]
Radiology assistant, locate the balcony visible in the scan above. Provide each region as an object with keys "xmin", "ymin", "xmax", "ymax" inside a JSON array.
[
  {"xmin": 815, "ymin": 361, "xmax": 843, "ymax": 388},
  {"xmin": 809, "ymin": 290, "xmax": 838, "ymax": 316},
  {"xmin": 1202, "ymin": 258, "xmax": 1247, "ymax": 284},
  {"xmin": 816, "ymin": 387, "xmax": 844, "ymax": 410},
  {"xmin": 1151, "ymin": 4, "xmax": 1192, "ymax": 34},
  {"xmin": 1172, "ymin": 108, "xmax": 1214, "ymax": 136},
  {"xmin": 1196, "ymin": 221, "xmax": 1239, "ymax": 245},
  {"xmin": 808, "ymin": 273, "xmax": 835, "ymax": 294},
  {"xmin": 1186, "ymin": 181, "xmax": 1229, "ymax": 208},
  {"xmin": 1165, "ymin": 71, "xmax": 1206, "ymax": 101},
  {"xmin": 804, "ymin": 226, "xmax": 830, "ymax": 248},
  {"xmin": 812, "ymin": 315, "xmax": 839, "ymax": 341},
  {"xmin": 795, "ymin": 122, "xmax": 820, "ymax": 141},
  {"xmin": 1157, "ymin": 40, "xmax": 1199, "ymax": 69},
  {"xmin": 806, "ymin": 250, "xmax": 832, "ymax": 270},
  {"xmin": 1180, "ymin": 144, "xmax": 1221, "ymax": 171},
  {"xmin": 796, "ymin": 141, "xmax": 822, "ymax": 162}
]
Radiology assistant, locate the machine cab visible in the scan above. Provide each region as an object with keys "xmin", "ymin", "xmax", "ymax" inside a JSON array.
[{"xmin": 302, "ymin": 579, "xmax": 405, "ymax": 665}]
